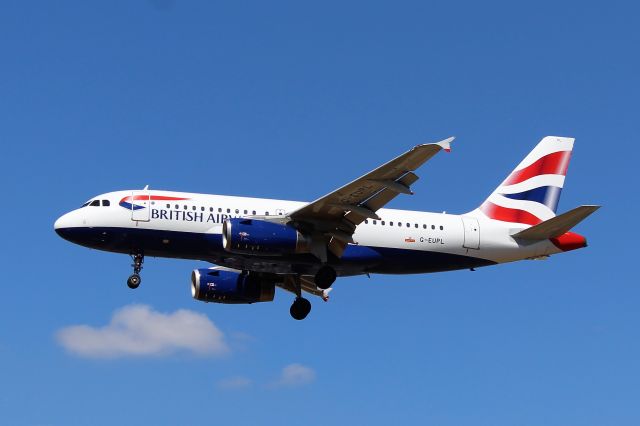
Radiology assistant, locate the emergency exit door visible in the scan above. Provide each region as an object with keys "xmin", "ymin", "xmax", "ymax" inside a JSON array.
[{"xmin": 462, "ymin": 216, "xmax": 480, "ymax": 249}]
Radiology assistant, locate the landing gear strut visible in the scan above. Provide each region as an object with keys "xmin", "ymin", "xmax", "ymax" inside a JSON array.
[
  {"xmin": 127, "ymin": 252, "xmax": 144, "ymax": 289},
  {"xmin": 314, "ymin": 265, "xmax": 336, "ymax": 290},
  {"xmin": 289, "ymin": 275, "xmax": 311, "ymax": 320}
]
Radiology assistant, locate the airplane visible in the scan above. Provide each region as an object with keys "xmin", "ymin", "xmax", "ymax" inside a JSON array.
[{"xmin": 54, "ymin": 136, "xmax": 599, "ymax": 320}]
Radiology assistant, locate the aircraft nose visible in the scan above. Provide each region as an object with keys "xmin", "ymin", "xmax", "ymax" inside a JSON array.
[
  {"xmin": 54, "ymin": 213, "xmax": 66, "ymax": 231},
  {"xmin": 54, "ymin": 212, "xmax": 74, "ymax": 238}
]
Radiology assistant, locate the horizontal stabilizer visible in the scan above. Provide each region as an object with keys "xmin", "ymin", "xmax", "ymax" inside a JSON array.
[{"xmin": 512, "ymin": 205, "xmax": 600, "ymax": 240}]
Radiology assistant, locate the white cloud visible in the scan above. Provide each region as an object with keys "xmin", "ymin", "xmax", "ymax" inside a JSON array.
[
  {"xmin": 56, "ymin": 304, "xmax": 229, "ymax": 358},
  {"xmin": 270, "ymin": 363, "xmax": 316, "ymax": 388},
  {"xmin": 216, "ymin": 376, "xmax": 252, "ymax": 390}
]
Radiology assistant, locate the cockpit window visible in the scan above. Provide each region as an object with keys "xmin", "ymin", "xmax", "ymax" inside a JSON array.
[
  {"xmin": 89, "ymin": 200, "xmax": 100, "ymax": 207},
  {"xmin": 102, "ymin": 200, "xmax": 110, "ymax": 207},
  {"xmin": 81, "ymin": 201, "xmax": 90, "ymax": 208}
]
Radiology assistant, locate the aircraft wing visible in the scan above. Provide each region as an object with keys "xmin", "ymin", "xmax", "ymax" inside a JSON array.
[{"xmin": 287, "ymin": 137, "xmax": 454, "ymax": 258}]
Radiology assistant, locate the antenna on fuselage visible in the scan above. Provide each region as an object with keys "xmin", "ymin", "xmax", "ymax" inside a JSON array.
[{"xmin": 143, "ymin": 185, "xmax": 149, "ymax": 190}]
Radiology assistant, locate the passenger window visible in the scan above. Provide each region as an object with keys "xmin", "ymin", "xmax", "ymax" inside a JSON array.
[
  {"xmin": 102, "ymin": 200, "xmax": 110, "ymax": 207},
  {"xmin": 406, "ymin": 223, "xmax": 410, "ymax": 227},
  {"xmin": 365, "ymin": 220, "xmax": 369, "ymax": 224},
  {"xmin": 218, "ymin": 208, "xmax": 222, "ymax": 213},
  {"xmin": 244, "ymin": 210, "xmax": 248, "ymax": 214},
  {"xmin": 184, "ymin": 205, "xmax": 188, "ymax": 210},
  {"xmin": 415, "ymin": 224, "xmax": 418, "ymax": 228},
  {"xmin": 193, "ymin": 206, "xmax": 197, "ymax": 211},
  {"xmin": 210, "ymin": 207, "xmax": 213, "ymax": 212},
  {"xmin": 235, "ymin": 209, "xmax": 239, "ymax": 214},
  {"xmin": 175, "ymin": 204, "xmax": 179, "ymax": 209},
  {"xmin": 423, "ymin": 224, "xmax": 427, "ymax": 229},
  {"xmin": 166, "ymin": 204, "xmax": 170, "ymax": 209},
  {"xmin": 227, "ymin": 208, "xmax": 231, "ymax": 213},
  {"xmin": 90, "ymin": 200, "xmax": 100, "ymax": 207},
  {"xmin": 390, "ymin": 222, "xmax": 393, "ymax": 226},
  {"xmin": 373, "ymin": 220, "xmax": 377, "ymax": 225},
  {"xmin": 201, "ymin": 206, "xmax": 205, "ymax": 211},
  {"xmin": 265, "ymin": 212, "xmax": 269, "ymax": 216},
  {"xmin": 440, "ymin": 225, "xmax": 444, "ymax": 230},
  {"xmin": 431, "ymin": 225, "xmax": 435, "ymax": 230},
  {"xmin": 252, "ymin": 210, "xmax": 256, "ymax": 215},
  {"xmin": 381, "ymin": 221, "xmax": 385, "ymax": 225}
]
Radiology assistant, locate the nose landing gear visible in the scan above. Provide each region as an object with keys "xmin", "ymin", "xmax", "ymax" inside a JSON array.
[{"xmin": 127, "ymin": 252, "xmax": 144, "ymax": 289}]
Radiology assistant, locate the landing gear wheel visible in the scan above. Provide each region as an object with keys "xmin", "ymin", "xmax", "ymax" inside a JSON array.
[
  {"xmin": 290, "ymin": 297, "xmax": 311, "ymax": 320},
  {"xmin": 127, "ymin": 252, "xmax": 144, "ymax": 289},
  {"xmin": 127, "ymin": 274, "xmax": 141, "ymax": 289},
  {"xmin": 314, "ymin": 265, "xmax": 336, "ymax": 290}
]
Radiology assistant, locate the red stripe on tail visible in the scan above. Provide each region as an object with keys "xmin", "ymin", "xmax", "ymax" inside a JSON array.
[
  {"xmin": 480, "ymin": 202, "xmax": 542, "ymax": 225},
  {"xmin": 505, "ymin": 151, "xmax": 572, "ymax": 186}
]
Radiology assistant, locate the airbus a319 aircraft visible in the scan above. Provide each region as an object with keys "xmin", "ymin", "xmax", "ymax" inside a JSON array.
[{"xmin": 55, "ymin": 136, "xmax": 598, "ymax": 320}]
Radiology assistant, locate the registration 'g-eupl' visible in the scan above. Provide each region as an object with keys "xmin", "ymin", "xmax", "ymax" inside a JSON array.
[{"xmin": 55, "ymin": 136, "xmax": 599, "ymax": 320}]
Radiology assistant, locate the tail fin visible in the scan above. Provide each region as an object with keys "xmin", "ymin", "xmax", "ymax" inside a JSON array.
[{"xmin": 475, "ymin": 136, "xmax": 574, "ymax": 225}]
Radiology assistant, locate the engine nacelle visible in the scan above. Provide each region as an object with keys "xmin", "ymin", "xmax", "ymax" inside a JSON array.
[
  {"xmin": 222, "ymin": 218, "xmax": 310, "ymax": 255},
  {"xmin": 191, "ymin": 268, "xmax": 275, "ymax": 304}
]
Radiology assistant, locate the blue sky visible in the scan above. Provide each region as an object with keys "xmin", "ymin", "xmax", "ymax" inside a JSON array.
[{"xmin": 1, "ymin": 1, "xmax": 637, "ymax": 425}]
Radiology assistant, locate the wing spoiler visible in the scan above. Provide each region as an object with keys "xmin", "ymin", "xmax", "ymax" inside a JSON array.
[{"xmin": 511, "ymin": 205, "xmax": 600, "ymax": 240}]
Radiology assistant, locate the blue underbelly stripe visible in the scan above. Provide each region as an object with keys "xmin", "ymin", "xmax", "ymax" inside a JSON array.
[{"xmin": 55, "ymin": 226, "xmax": 496, "ymax": 274}]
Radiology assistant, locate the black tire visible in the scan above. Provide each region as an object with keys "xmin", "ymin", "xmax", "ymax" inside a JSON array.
[
  {"xmin": 314, "ymin": 265, "xmax": 336, "ymax": 290},
  {"xmin": 127, "ymin": 274, "xmax": 141, "ymax": 289},
  {"xmin": 289, "ymin": 297, "xmax": 311, "ymax": 320}
]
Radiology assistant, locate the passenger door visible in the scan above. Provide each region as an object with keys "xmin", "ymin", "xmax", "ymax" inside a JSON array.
[{"xmin": 130, "ymin": 191, "xmax": 150, "ymax": 222}]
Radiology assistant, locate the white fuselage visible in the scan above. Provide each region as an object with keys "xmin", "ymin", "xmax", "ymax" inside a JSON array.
[{"xmin": 54, "ymin": 189, "xmax": 564, "ymax": 276}]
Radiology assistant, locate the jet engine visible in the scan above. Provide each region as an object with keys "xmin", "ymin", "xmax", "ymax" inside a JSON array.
[
  {"xmin": 191, "ymin": 268, "xmax": 275, "ymax": 304},
  {"xmin": 222, "ymin": 218, "xmax": 310, "ymax": 255}
]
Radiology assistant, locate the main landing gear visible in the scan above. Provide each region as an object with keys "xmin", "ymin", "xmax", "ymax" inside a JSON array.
[
  {"xmin": 289, "ymin": 275, "xmax": 312, "ymax": 320},
  {"xmin": 290, "ymin": 297, "xmax": 312, "ymax": 321},
  {"xmin": 287, "ymin": 267, "xmax": 336, "ymax": 320},
  {"xmin": 127, "ymin": 252, "xmax": 144, "ymax": 289},
  {"xmin": 314, "ymin": 265, "xmax": 336, "ymax": 290}
]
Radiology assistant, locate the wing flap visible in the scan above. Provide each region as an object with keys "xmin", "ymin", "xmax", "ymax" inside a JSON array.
[
  {"xmin": 345, "ymin": 172, "xmax": 420, "ymax": 224},
  {"xmin": 327, "ymin": 237, "xmax": 347, "ymax": 258}
]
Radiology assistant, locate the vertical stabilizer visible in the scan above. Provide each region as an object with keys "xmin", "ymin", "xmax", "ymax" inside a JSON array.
[{"xmin": 473, "ymin": 136, "xmax": 574, "ymax": 225}]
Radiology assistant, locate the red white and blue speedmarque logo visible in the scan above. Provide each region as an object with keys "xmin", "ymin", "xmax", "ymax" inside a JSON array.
[
  {"xmin": 121, "ymin": 194, "xmax": 243, "ymax": 225},
  {"xmin": 119, "ymin": 195, "xmax": 190, "ymax": 210}
]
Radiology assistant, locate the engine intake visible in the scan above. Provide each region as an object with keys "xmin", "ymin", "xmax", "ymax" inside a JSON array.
[
  {"xmin": 191, "ymin": 268, "xmax": 275, "ymax": 304},
  {"xmin": 222, "ymin": 218, "xmax": 310, "ymax": 255}
]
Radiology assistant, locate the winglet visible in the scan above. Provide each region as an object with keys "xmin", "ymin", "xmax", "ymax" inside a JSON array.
[{"xmin": 435, "ymin": 136, "xmax": 455, "ymax": 153}]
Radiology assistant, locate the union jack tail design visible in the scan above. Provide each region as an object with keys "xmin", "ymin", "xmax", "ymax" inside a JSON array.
[{"xmin": 476, "ymin": 136, "xmax": 574, "ymax": 225}]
